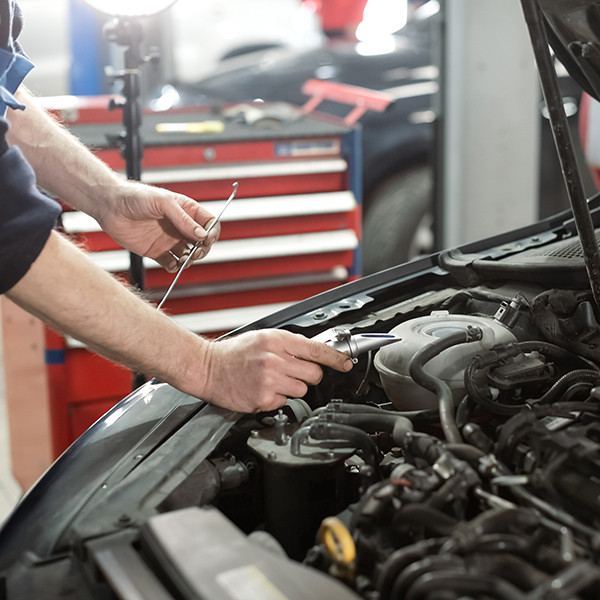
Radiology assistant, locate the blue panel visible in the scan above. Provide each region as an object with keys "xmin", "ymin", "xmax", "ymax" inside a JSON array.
[
  {"xmin": 68, "ymin": 0, "xmax": 105, "ymax": 95},
  {"xmin": 45, "ymin": 349, "xmax": 66, "ymax": 365}
]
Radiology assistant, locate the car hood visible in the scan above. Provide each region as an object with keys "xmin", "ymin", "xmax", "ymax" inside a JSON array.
[{"xmin": 539, "ymin": 0, "xmax": 600, "ymax": 101}]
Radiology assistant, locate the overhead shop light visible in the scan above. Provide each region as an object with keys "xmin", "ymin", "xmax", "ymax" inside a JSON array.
[{"xmin": 79, "ymin": 0, "xmax": 177, "ymax": 17}]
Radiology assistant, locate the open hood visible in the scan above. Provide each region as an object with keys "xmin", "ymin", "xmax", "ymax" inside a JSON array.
[
  {"xmin": 539, "ymin": 0, "xmax": 600, "ymax": 101},
  {"xmin": 520, "ymin": 0, "xmax": 600, "ymax": 316}
]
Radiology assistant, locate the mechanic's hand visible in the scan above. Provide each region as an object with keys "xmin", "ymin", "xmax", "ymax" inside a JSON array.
[
  {"xmin": 96, "ymin": 181, "xmax": 221, "ymax": 272},
  {"xmin": 198, "ymin": 330, "xmax": 354, "ymax": 413}
]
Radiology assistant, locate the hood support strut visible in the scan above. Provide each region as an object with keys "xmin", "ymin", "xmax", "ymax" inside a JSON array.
[{"xmin": 521, "ymin": 0, "xmax": 600, "ymax": 314}]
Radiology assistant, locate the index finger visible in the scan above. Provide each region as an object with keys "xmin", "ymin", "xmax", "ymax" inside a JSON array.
[
  {"xmin": 201, "ymin": 218, "xmax": 221, "ymax": 249},
  {"xmin": 293, "ymin": 335, "xmax": 354, "ymax": 373}
]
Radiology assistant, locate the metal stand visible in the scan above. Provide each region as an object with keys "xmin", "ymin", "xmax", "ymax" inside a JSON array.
[
  {"xmin": 104, "ymin": 17, "xmax": 150, "ymax": 290},
  {"xmin": 104, "ymin": 17, "xmax": 156, "ymax": 388}
]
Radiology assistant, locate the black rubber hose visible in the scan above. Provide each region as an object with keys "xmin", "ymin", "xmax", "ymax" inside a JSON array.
[
  {"xmin": 403, "ymin": 571, "xmax": 526, "ymax": 600},
  {"xmin": 321, "ymin": 402, "xmax": 401, "ymax": 415},
  {"xmin": 376, "ymin": 538, "xmax": 445, "ymax": 600},
  {"xmin": 308, "ymin": 421, "xmax": 380, "ymax": 475},
  {"xmin": 391, "ymin": 504, "xmax": 458, "ymax": 537},
  {"xmin": 460, "ymin": 422, "xmax": 494, "ymax": 454},
  {"xmin": 390, "ymin": 554, "xmax": 466, "ymax": 600},
  {"xmin": 455, "ymin": 395, "xmax": 477, "ymax": 429},
  {"xmin": 409, "ymin": 327, "xmax": 483, "ymax": 443},
  {"xmin": 443, "ymin": 442, "xmax": 486, "ymax": 464},
  {"xmin": 440, "ymin": 506, "xmax": 540, "ymax": 555},
  {"xmin": 466, "ymin": 367, "xmax": 599, "ymax": 417},
  {"xmin": 328, "ymin": 412, "xmax": 413, "ymax": 435},
  {"xmin": 450, "ymin": 532, "xmax": 530, "ymax": 556},
  {"xmin": 392, "ymin": 429, "xmax": 444, "ymax": 465},
  {"xmin": 321, "ymin": 401, "xmax": 432, "ymax": 423},
  {"xmin": 329, "ymin": 403, "xmax": 422, "ymax": 420},
  {"xmin": 535, "ymin": 369, "xmax": 600, "ymax": 404},
  {"xmin": 475, "ymin": 553, "xmax": 551, "ymax": 592}
]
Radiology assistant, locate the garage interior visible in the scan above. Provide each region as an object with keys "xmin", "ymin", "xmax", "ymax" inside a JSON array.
[
  {"xmin": 0, "ymin": 0, "xmax": 591, "ymax": 513},
  {"xmin": 1, "ymin": 2, "xmax": 600, "ymax": 594}
]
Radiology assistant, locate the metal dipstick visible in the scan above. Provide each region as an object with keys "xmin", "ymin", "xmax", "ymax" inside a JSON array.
[{"xmin": 157, "ymin": 182, "xmax": 238, "ymax": 310}]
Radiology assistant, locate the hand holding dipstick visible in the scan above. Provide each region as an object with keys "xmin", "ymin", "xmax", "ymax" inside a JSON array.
[{"xmin": 158, "ymin": 182, "xmax": 238, "ymax": 310}]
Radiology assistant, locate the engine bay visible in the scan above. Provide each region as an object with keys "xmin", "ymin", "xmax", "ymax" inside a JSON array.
[
  {"xmin": 5, "ymin": 233, "xmax": 600, "ymax": 600},
  {"xmin": 175, "ymin": 273, "xmax": 600, "ymax": 599}
]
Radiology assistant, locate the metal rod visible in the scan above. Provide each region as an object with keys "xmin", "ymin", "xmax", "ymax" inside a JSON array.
[
  {"xmin": 520, "ymin": 0, "xmax": 600, "ymax": 313},
  {"xmin": 157, "ymin": 182, "xmax": 238, "ymax": 311}
]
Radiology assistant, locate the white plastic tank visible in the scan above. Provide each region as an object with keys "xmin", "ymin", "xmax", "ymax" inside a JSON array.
[{"xmin": 373, "ymin": 310, "xmax": 517, "ymax": 411}]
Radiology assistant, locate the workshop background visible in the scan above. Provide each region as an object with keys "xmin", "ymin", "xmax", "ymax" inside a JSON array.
[{"xmin": 0, "ymin": 0, "xmax": 597, "ymax": 521}]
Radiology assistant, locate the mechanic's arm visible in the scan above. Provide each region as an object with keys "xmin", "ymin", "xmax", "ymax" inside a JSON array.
[
  {"xmin": 6, "ymin": 232, "xmax": 352, "ymax": 412},
  {"xmin": 6, "ymin": 87, "xmax": 217, "ymax": 273}
]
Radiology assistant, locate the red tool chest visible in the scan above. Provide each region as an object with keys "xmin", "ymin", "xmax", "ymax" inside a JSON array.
[{"xmin": 2, "ymin": 97, "xmax": 362, "ymax": 488}]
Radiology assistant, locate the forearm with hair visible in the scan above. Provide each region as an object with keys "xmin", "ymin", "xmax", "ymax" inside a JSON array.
[
  {"xmin": 5, "ymin": 87, "xmax": 122, "ymax": 221},
  {"xmin": 7, "ymin": 231, "xmax": 210, "ymax": 394}
]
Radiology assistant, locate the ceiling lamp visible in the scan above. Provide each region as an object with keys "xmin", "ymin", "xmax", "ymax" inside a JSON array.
[{"xmin": 79, "ymin": 0, "xmax": 177, "ymax": 17}]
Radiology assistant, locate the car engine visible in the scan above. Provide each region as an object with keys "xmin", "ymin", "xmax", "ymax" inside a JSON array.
[
  {"xmin": 3, "ymin": 219, "xmax": 596, "ymax": 600},
  {"xmin": 189, "ymin": 270, "xmax": 600, "ymax": 600}
]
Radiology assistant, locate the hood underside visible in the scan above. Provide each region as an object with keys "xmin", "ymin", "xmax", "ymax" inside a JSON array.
[{"xmin": 540, "ymin": 0, "xmax": 600, "ymax": 100}]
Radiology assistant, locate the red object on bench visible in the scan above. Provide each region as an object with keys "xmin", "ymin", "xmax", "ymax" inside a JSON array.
[{"xmin": 301, "ymin": 78, "xmax": 394, "ymax": 125}]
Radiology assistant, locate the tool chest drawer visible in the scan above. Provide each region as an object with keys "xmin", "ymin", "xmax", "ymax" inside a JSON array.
[{"xmin": 2, "ymin": 98, "xmax": 362, "ymax": 487}]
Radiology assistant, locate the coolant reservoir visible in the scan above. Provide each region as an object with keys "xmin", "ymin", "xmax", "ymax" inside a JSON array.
[{"xmin": 373, "ymin": 311, "xmax": 517, "ymax": 411}]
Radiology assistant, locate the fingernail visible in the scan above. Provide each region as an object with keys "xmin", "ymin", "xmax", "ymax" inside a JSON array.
[
  {"xmin": 344, "ymin": 358, "xmax": 353, "ymax": 371},
  {"xmin": 194, "ymin": 226, "xmax": 205, "ymax": 238}
]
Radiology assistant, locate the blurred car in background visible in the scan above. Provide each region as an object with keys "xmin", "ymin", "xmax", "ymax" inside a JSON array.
[
  {"xmin": 152, "ymin": 1, "xmax": 440, "ymax": 274},
  {"xmin": 152, "ymin": 0, "xmax": 594, "ymax": 275},
  {"xmin": 16, "ymin": 0, "xmax": 324, "ymax": 97},
  {"xmin": 168, "ymin": 0, "xmax": 324, "ymax": 84}
]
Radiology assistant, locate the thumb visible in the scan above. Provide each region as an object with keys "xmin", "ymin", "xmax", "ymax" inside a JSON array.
[{"xmin": 163, "ymin": 198, "xmax": 208, "ymax": 243}]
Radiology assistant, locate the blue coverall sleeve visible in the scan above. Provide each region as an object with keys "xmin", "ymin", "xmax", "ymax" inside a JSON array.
[{"xmin": 0, "ymin": 117, "xmax": 61, "ymax": 294}]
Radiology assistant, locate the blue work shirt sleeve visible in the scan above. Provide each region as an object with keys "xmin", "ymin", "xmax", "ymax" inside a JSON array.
[
  {"xmin": 0, "ymin": 118, "xmax": 61, "ymax": 294},
  {"xmin": 0, "ymin": 46, "xmax": 32, "ymax": 115}
]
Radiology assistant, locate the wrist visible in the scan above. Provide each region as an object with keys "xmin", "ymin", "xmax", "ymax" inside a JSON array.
[
  {"xmin": 82, "ymin": 177, "xmax": 127, "ymax": 225},
  {"xmin": 158, "ymin": 330, "xmax": 214, "ymax": 400}
]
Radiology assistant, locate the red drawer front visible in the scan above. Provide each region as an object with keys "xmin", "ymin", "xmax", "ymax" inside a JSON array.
[
  {"xmin": 68, "ymin": 207, "xmax": 361, "ymax": 253},
  {"xmin": 155, "ymin": 172, "xmax": 346, "ymax": 200},
  {"xmin": 94, "ymin": 137, "xmax": 344, "ymax": 170},
  {"xmin": 146, "ymin": 250, "xmax": 356, "ymax": 290}
]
